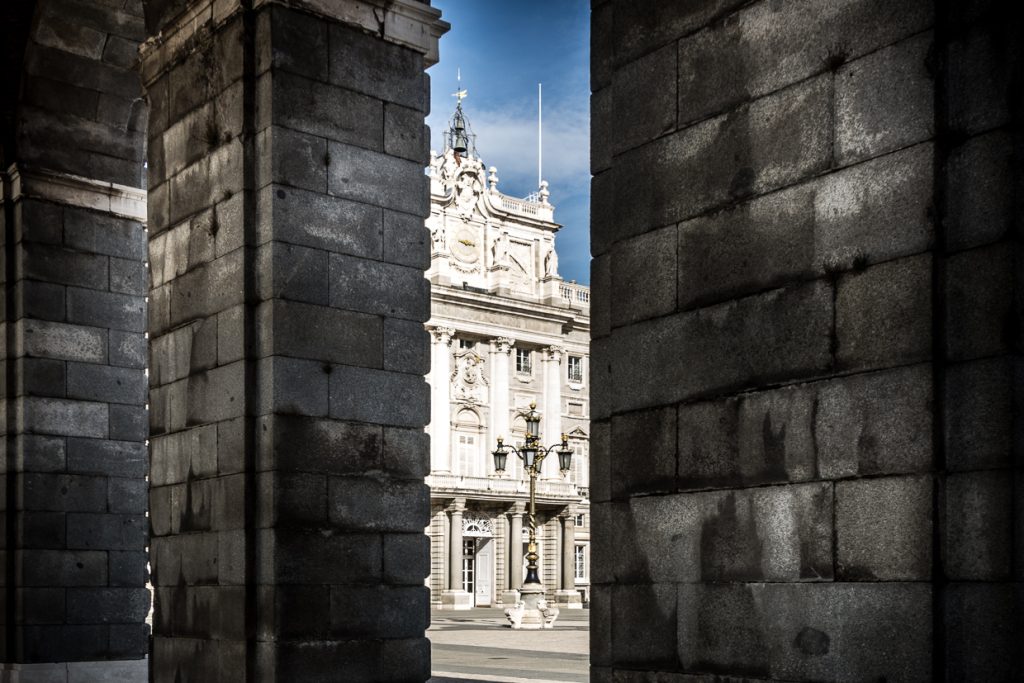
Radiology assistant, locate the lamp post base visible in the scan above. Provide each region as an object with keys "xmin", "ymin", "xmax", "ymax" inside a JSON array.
[{"xmin": 504, "ymin": 581, "xmax": 559, "ymax": 629}]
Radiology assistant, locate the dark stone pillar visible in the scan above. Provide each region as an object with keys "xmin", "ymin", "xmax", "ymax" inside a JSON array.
[
  {"xmin": 140, "ymin": 1, "xmax": 446, "ymax": 680},
  {"xmin": 591, "ymin": 0, "xmax": 1021, "ymax": 680}
]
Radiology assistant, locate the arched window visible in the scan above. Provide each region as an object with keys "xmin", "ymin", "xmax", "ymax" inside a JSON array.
[{"xmin": 454, "ymin": 409, "xmax": 482, "ymax": 476}]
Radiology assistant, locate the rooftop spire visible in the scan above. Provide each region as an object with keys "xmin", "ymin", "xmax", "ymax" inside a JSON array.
[{"xmin": 445, "ymin": 67, "xmax": 475, "ymax": 158}]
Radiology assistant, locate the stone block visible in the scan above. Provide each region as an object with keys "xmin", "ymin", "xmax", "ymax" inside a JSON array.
[
  {"xmin": 255, "ymin": 242, "xmax": 329, "ymax": 306},
  {"xmin": 67, "ymin": 287, "xmax": 145, "ymax": 333},
  {"xmin": 257, "ymin": 585, "xmax": 332, "ymax": 640},
  {"xmin": 260, "ymin": 471, "xmax": 327, "ymax": 526},
  {"xmin": 20, "ymin": 587, "xmax": 66, "ymax": 624},
  {"xmin": 66, "ymin": 513, "xmax": 146, "ymax": 550},
  {"xmin": 257, "ymin": 125, "xmax": 328, "ymax": 193},
  {"xmin": 257, "ymin": 356, "xmax": 329, "ymax": 417},
  {"xmin": 614, "ymin": 0, "xmax": 749, "ymax": 68},
  {"xmin": 109, "ymin": 330, "xmax": 146, "ymax": 368},
  {"xmin": 22, "ymin": 319, "xmax": 107, "ymax": 364},
  {"xmin": 186, "ymin": 361, "xmax": 246, "ymax": 424},
  {"xmin": 23, "ymin": 624, "xmax": 109, "ymax": 662},
  {"xmin": 22, "ymin": 243, "xmax": 107, "ymax": 290},
  {"xmin": 944, "ymin": 242, "xmax": 1016, "ymax": 361},
  {"xmin": 384, "ymin": 104, "xmax": 427, "ymax": 163},
  {"xmin": 946, "ymin": 24, "xmax": 1017, "ymax": 135},
  {"xmin": 66, "ymin": 587, "xmax": 150, "ymax": 624},
  {"xmin": 676, "ymin": 582, "xmax": 932, "ymax": 680},
  {"xmin": 835, "ymin": 254, "xmax": 932, "ymax": 371},
  {"xmin": 109, "ymin": 550, "xmax": 147, "ymax": 586},
  {"xmin": 256, "ymin": 299, "xmax": 382, "ymax": 369},
  {"xmin": 109, "ymin": 404, "xmax": 147, "ymax": 441},
  {"xmin": 327, "ymin": 142, "xmax": 427, "ymax": 216},
  {"xmin": 611, "ymin": 225, "xmax": 676, "ymax": 326},
  {"xmin": 944, "ymin": 583, "xmax": 1021, "ymax": 682},
  {"xmin": 21, "ymin": 511, "xmax": 66, "ymax": 548},
  {"xmin": 382, "ymin": 533, "xmax": 429, "ymax": 584},
  {"xmin": 815, "ymin": 364, "xmax": 933, "ymax": 478},
  {"xmin": 611, "ymin": 43, "xmax": 677, "ymax": 155},
  {"xmin": 591, "ymin": 85, "xmax": 612, "ymax": 173},
  {"xmin": 327, "ymin": 477, "xmax": 429, "ymax": 532},
  {"xmin": 608, "ymin": 281, "xmax": 833, "ymax": 413},
  {"xmin": 328, "ymin": 22, "xmax": 425, "ymax": 110},
  {"xmin": 945, "ymin": 130, "xmax": 1015, "ymax": 251},
  {"xmin": 66, "ymin": 362, "xmax": 146, "ymax": 405},
  {"xmin": 109, "ymin": 623, "xmax": 149, "ymax": 658},
  {"xmin": 944, "ymin": 470, "xmax": 1012, "ymax": 580},
  {"xmin": 268, "ymin": 71, "xmax": 381, "ymax": 150},
  {"xmin": 23, "ymin": 473, "xmax": 107, "ymax": 512},
  {"xmin": 813, "ymin": 143, "xmax": 934, "ymax": 272},
  {"xmin": 383, "ymin": 318, "xmax": 428, "ymax": 375},
  {"xmin": 836, "ymin": 475, "xmax": 932, "ymax": 580},
  {"xmin": 383, "ymin": 209, "xmax": 429, "ymax": 270},
  {"xmin": 109, "ymin": 477, "xmax": 147, "ymax": 514},
  {"xmin": 20, "ymin": 434, "xmax": 66, "ymax": 473},
  {"xmin": 675, "ymin": 0, "xmax": 932, "ymax": 125},
  {"xmin": 66, "ymin": 437, "xmax": 147, "ymax": 478},
  {"xmin": 590, "ymin": 1, "xmax": 612, "ymax": 90},
  {"xmin": 21, "ymin": 549, "xmax": 107, "ymax": 586},
  {"xmin": 328, "ymin": 366, "xmax": 429, "ymax": 429},
  {"xmin": 611, "ymin": 75, "xmax": 831, "ymax": 246},
  {"xmin": 19, "ymin": 358, "xmax": 65, "ymax": 398},
  {"xmin": 21, "ymin": 280, "xmax": 65, "ymax": 320},
  {"xmin": 63, "ymin": 206, "xmax": 146, "ymax": 260},
  {"xmin": 590, "ymin": 253, "xmax": 611, "ymax": 338},
  {"xmin": 167, "ymin": 250, "xmax": 245, "ymax": 328},
  {"xmin": 328, "ymin": 252, "xmax": 429, "ymax": 322},
  {"xmin": 258, "ymin": 184, "xmax": 383, "ymax": 260},
  {"xmin": 328, "ymin": 585, "xmax": 428, "ymax": 639},
  {"xmin": 945, "ymin": 357, "xmax": 1014, "ymax": 470},
  {"xmin": 610, "ymin": 406, "xmax": 676, "ymax": 497},
  {"xmin": 382, "ymin": 426, "xmax": 429, "ymax": 480},
  {"xmin": 611, "ymin": 583, "xmax": 678, "ymax": 669},
  {"xmin": 629, "ymin": 482, "xmax": 833, "ymax": 583},
  {"xmin": 255, "ymin": 3, "xmax": 328, "ymax": 80},
  {"xmin": 835, "ymin": 33, "xmax": 934, "ymax": 164},
  {"xmin": 678, "ymin": 184, "xmax": 816, "ymax": 311},
  {"xmin": 217, "ymin": 305, "xmax": 245, "ymax": 365},
  {"xmin": 109, "ymin": 256, "xmax": 146, "ymax": 296},
  {"xmin": 257, "ymin": 414, "xmax": 382, "ymax": 475},
  {"xmin": 262, "ymin": 529, "xmax": 381, "ymax": 585}
]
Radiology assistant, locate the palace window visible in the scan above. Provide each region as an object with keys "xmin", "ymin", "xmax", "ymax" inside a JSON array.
[
  {"xmin": 570, "ymin": 442, "xmax": 588, "ymax": 487},
  {"xmin": 456, "ymin": 434, "xmax": 477, "ymax": 477},
  {"xmin": 567, "ymin": 355, "xmax": 583, "ymax": 383},
  {"xmin": 515, "ymin": 348, "xmax": 532, "ymax": 375},
  {"xmin": 575, "ymin": 513, "xmax": 585, "ymax": 527},
  {"xmin": 459, "ymin": 339, "xmax": 475, "ymax": 350},
  {"xmin": 574, "ymin": 544, "xmax": 587, "ymax": 581},
  {"xmin": 568, "ymin": 401, "xmax": 583, "ymax": 417}
]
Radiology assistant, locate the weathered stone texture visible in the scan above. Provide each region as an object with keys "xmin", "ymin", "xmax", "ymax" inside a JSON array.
[{"xmin": 593, "ymin": 0, "xmax": 1022, "ymax": 679}]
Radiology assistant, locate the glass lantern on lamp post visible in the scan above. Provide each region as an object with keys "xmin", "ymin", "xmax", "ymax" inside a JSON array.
[{"xmin": 492, "ymin": 402, "xmax": 572, "ymax": 588}]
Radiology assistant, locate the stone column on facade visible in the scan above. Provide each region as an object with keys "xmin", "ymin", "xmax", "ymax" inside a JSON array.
[
  {"xmin": 140, "ymin": 1, "xmax": 447, "ymax": 680},
  {"xmin": 488, "ymin": 336, "xmax": 515, "ymax": 468},
  {"xmin": 429, "ymin": 326, "xmax": 456, "ymax": 472},
  {"xmin": 502, "ymin": 501, "xmax": 526, "ymax": 605},
  {"xmin": 541, "ymin": 346, "xmax": 564, "ymax": 478},
  {"xmin": 555, "ymin": 506, "xmax": 582, "ymax": 609},
  {"xmin": 441, "ymin": 498, "xmax": 472, "ymax": 609}
]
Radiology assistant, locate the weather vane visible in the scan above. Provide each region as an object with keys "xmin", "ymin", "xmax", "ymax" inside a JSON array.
[{"xmin": 452, "ymin": 67, "xmax": 467, "ymax": 104}]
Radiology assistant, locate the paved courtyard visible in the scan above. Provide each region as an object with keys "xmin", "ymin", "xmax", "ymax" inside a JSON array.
[{"xmin": 427, "ymin": 608, "xmax": 589, "ymax": 683}]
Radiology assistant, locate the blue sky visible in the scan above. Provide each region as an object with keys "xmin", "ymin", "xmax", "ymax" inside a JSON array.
[{"xmin": 426, "ymin": 0, "xmax": 591, "ymax": 285}]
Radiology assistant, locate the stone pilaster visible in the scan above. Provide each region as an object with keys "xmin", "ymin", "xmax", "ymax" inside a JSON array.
[
  {"xmin": 541, "ymin": 346, "xmax": 564, "ymax": 478},
  {"xmin": 0, "ymin": 165, "xmax": 150, "ymax": 679},
  {"xmin": 440, "ymin": 498, "xmax": 471, "ymax": 609},
  {"xmin": 502, "ymin": 501, "xmax": 526, "ymax": 605},
  {"xmin": 488, "ymin": 336, "xmax": 514, "ymax": 474},
  {"xmin": 140, "ymin": 1, "xmax": 446, "ymax": 679},
  {"xmin": 428, "ymin": 326, "xmax": 455, "ymax": 472},
  {"xmin": 555, "ymin": 506, "xmax": 581, "ymax": 609}
]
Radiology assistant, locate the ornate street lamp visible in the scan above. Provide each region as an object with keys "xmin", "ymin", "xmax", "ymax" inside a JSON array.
[{"xmin": 492, "ymin": 402, "xmax": 572, "ymax": 628}]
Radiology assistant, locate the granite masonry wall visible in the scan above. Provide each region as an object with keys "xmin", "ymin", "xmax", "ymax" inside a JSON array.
[
  {"xmin": 590, "ymin": 0, "xmax": 1022, "ymax": 680},
  {"xmin": 1, "ymin": 0, "xmax": 151, "ymax": 677},
  {"xmin": 141, "ymin": 2, "xmax": 441, "ymax": 679}
]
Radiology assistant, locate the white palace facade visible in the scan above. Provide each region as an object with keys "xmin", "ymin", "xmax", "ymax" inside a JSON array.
[{"xmin": 425, "ymin": 105, "xmax": 591, "ymax": 610}]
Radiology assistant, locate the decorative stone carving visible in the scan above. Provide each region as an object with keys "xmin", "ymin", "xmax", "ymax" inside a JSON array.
[
  {"xmin": 492, "ymin": 337, "xmax": 515, "ymax": 354},
  {"xmin": 505, "ymin": 600, "xmax": 525, "ymax": 628},
  {"xmin": 451, "ymin": 351, "xmax": 488, "ymax": 404},
  {"xmin": 537, "ymin": 598, "xmax": 559, "ymax": 629},
  {"xmin": 454, "ymin": 169, "xmax": 483, "ymax": 217},
  {"xmin": 544, "ymin": 246, "xmax": 558, "ymax": 278},
  {"xmin": 429, "ymin": 326, "xmax": 456, "ymax": 345},
  {"xmin": 462, "ymin": 511, "xmax": 494, "ymax": 537}
]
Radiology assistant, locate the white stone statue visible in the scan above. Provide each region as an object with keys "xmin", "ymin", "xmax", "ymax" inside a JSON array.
[
  {"xmin": 492, "ymin": 231, "xmax": 510, "ymax": 266},
  {"xmin": 544, "ymin": 246, "xmax": 558, "ymax": 278},
  {"xmin": 430, "ymin": 222, "xmax": 446, "ymax": 252},
  {"xmin": 537, "ymin": 598, "xmax": 559, "ymax": 629},
  {"xmin": 504, "ymin": 600, "xmax": 525, "ymax": 628}
]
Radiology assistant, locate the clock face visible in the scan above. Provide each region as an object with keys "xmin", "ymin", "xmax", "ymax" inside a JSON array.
[{"xmin": 451, "ymin": 227, "xmax": 479, "ymax": 263}]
